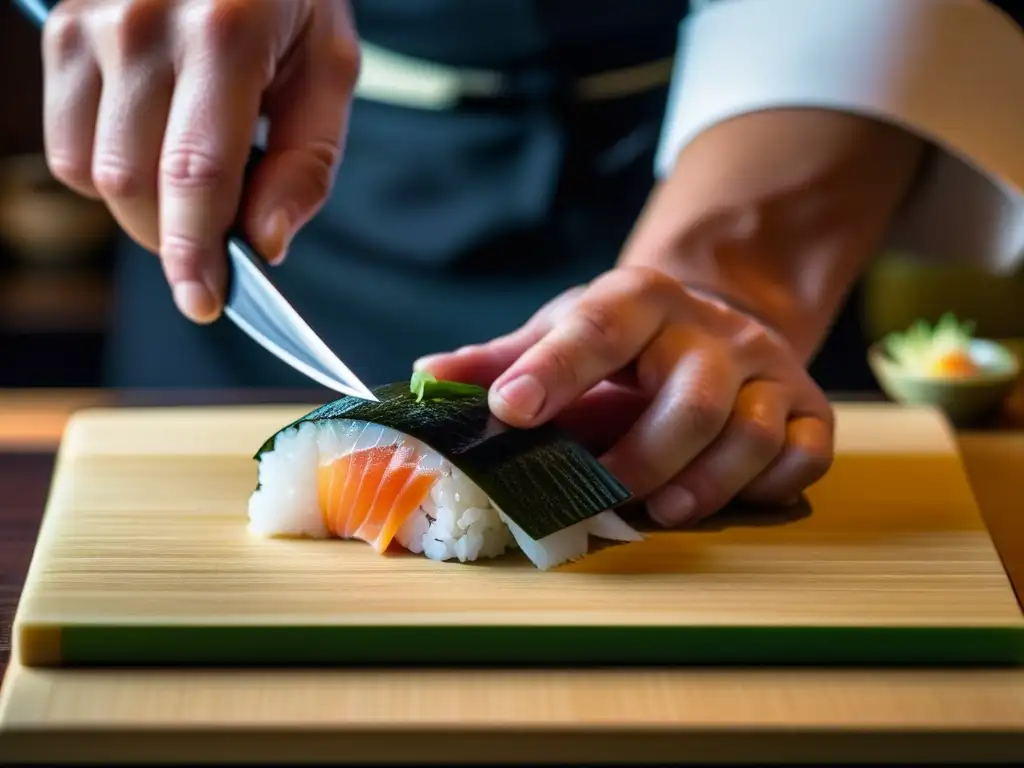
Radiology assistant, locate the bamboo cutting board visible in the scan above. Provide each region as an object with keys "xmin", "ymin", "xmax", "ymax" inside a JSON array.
[{"xmin": 11, "ymin": 403, "xmax": 1024, "ymax": 668}]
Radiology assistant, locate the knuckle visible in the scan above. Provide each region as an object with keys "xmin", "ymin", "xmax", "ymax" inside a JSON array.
[
  {"xmin": 673, "ymin": 390, "xmax": 731, "ymax": 444},
  {"xmin": 92, "ymin": 154, "xmax": 143, "ymax": 199},
  {"xmin": 298, "ymin": 139, "xmax": 342, "ymax": 200},
  {"xmin": 738, "ymin": 415, "xmax": 785, "ymax": 459},
  {"xmin": 621, "ymin": 265, "xmax": 678, "ymax": 301},
  {"xmin": 43, "ymin": 9, "xmax": 87, "ymax": 66},
  {"xmin": 571, "ymin": 302, "xmax": 626, "ymax": 361},
  {"xmin": 189, "ymin": 0, "xmax": 259, "ymax": 52},
  {"xmin": 159, "ymin": 232, "xmax": 209, "ymax": 279},
  {"xmin": 325, "ymin": 39, "xmax": 362, "ymax": 90},
  {"xmin": 539, "ymin": 342, "xmax": 581, "ymax": 392},
  {"xmin": 46, "ymin": 154, "xmax": 92, "ymax": 191},
  {"xmin": 110, "ymin": 0, "xmax": 167, "ymax": 62},
  {"xmin": 791, "ymin": 432, "xmax": 834, "ymax": 477},
  {"xmin": 739, "ymin": 323, "xmax": 775, "ymax": 357},
  {"xmin": 160, "ymin": 142, "xmax": 228, "ymax": 190}
]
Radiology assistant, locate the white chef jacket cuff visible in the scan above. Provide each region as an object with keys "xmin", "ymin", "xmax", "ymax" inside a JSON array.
[{"xmin": 655, "ymin": 0, "xmax": 1024, "ymax": 274}]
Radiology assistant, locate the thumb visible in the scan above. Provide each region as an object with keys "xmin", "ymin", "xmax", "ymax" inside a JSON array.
[{"xmin": 241, "ymin": 8, "xmax": 360, "ymax": 263}]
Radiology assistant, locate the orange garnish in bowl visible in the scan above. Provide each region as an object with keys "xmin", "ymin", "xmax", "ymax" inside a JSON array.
[{"xmin": 927, "ymin": 350, "xmax": 980, "ymax": 378}]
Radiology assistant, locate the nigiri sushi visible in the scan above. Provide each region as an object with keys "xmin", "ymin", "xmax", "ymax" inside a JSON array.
[{"xmin": 247, "ymin": 372, "xmax": 642, "ymax": 570}]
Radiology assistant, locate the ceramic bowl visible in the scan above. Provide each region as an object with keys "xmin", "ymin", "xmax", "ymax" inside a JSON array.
[{"xmin": 868, "ymin": 338, "xmax": 1021, "ymax": 424}]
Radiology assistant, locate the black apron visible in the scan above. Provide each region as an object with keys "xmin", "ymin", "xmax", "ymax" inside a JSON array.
[{"xmin": 103, "ymin": 0, "xmax": 874, "ymax": 393}]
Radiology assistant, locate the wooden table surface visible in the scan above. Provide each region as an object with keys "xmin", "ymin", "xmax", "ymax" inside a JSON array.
[
  {"xmin": 0, "ymin": 388, "xmax": 334, "ymax": 676},
  {"xmin": 0, "ymin": 388, "xmax": 1022, "ymax": 764}
]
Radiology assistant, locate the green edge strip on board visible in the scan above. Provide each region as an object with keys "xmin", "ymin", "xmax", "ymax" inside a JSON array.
[{"xmin": 56, "ymin": 625, "xmax": 1024, "ymax": 667}]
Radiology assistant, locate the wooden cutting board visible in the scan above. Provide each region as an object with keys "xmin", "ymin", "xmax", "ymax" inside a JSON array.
[{"xmin": 11, "ymin": 402, "xmax": 1024, "ymax": 668}]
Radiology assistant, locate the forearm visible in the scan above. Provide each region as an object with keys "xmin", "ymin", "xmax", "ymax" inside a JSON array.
[
  {"xmin": 623, "ymin": 0, "xmax": 1024, "ymax": 362},
  {"xmin": 619, "ymin": 108, "xmax": 925, "ymax": 363}
]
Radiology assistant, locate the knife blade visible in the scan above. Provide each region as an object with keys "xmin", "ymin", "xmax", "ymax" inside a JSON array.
[
  {"xmin": 222, "ymin": 201, "xmax": 378, "ymax": 401},
  {"xmin": 13, "ymin": 0, "xmax": 379, "ymax": 402}
]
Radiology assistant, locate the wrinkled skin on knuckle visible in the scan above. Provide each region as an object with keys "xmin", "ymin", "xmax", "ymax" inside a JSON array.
[
  {"xmin": 302, "ymin": 139, "xmax": 343, "ymax": 198},
  {"xmin": 570, "ymin": 300, "xmax": 628, "ymax": 363},
  {"xmin": 534, "ymin": 340, "xmax": 581, "ymax": 395},
  {"xmin": 160, "ymin": 141, "xmax": 228, "ymax": 191},
  {"xmin": 159, "ymin": 231, "xmax": 208, "ymax": 281},
  {"xmin": 92, "ymin": 154, "xmax": 143, "ymax": 199}
]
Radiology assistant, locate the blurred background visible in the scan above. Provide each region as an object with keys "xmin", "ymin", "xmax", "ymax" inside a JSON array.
[
  {"xmin": 1, "ymin": 4, "xmax": 116, "ymax": 388},
  {"xmin": 2, "ymin": 3, "xmax": 1023, "ymax": 392}
]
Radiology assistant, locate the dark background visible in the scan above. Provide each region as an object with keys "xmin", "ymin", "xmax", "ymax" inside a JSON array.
[{"xmin": 0, "ymin": 3, "xmax": 115, "ymax": 388}]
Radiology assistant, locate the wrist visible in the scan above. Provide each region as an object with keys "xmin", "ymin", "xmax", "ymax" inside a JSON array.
[{"xmin": 619, "ymin": 109, "xmax": 925, "ymax": 363}]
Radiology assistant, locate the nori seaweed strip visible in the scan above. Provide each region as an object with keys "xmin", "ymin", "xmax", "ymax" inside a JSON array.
[{"xmin": 254, "ymin": 381, "xmax": 633, "ymax": 540}]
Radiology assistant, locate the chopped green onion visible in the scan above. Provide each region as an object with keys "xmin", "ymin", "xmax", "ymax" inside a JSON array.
[
  {"xmin": 410, "ymin": 370, "xmax": 485, "ymax": 403},
  {"xmin": 410, "ymin": 370, "xmax": 434, "ymax": 402}
]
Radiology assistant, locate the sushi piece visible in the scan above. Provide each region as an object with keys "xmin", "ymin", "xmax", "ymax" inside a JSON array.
[{"xmin": 247, "ymin": 372, "xmax": 642, "ymax": 570}]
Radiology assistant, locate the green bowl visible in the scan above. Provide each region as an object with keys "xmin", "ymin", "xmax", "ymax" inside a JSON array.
[{"xmin": 867, "ymin": 338, "xmax": 1021, "ymax": 424}]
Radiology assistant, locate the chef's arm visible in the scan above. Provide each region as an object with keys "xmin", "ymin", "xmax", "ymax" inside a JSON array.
[{"xmin": 621, "ymin": 0, "xmax": 1024, "ymax": 364}]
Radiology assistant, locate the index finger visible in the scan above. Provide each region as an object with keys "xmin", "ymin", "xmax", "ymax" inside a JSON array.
[
  {"xmin": 487, "ymin": 269, "xmax": 675, "ymax": 427},
  {"xmin": 157, "ymin": 9, "xmax": 270, "ymax": 322}
]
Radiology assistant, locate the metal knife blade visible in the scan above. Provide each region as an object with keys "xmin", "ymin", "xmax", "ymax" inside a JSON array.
[
  {"xmin": 13, "ymin": 0, "xmax": 379, "ymax": 402},
  {"xmin": 223, "ymin": 236, "xmax": 377, "ymax": 401}
]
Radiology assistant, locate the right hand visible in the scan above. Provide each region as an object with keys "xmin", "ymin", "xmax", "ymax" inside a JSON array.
[{"xmin": 42, "ymin": 0, "xmax": 360, "ymax": 322}]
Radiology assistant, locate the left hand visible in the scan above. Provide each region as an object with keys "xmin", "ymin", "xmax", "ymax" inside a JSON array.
[{"xmin": 414, "ymin": 266, "xmax": 834, "ymax": 528}]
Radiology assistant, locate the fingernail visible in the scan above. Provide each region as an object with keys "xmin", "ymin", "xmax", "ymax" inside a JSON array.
[
  {"xmin": 172, "ymin": 280, "xmax": 219, "ymax": 324},
  {"xmin": 494, "ymin": 374, "xmax": 545, "ymax": 419},
  {"xmin": 263, "ymin": 208, "xmax": 293, "ymax": 265},
  {"xmin": 647, "ymin": 486, "xmax": 697, "ymax": 528}
]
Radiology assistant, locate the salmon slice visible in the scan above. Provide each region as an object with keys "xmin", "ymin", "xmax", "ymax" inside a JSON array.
[
  {"xmin": 344, "ymin": 444, "xmax": 400, "ymax": 537},
  {"xmin": 318, "ymin": 442, "xmax": 439, "ymax": 552},
  {"xmin": 354, "ymin": 448, "xmax": 439, "ymax": 552},
  {"xmin": 366, "ymin": 471, "xmax": 438, "ymax": 552},
  {"xmin": 318, "ymin": 445, "xmax": 397, "ymax": 537}
]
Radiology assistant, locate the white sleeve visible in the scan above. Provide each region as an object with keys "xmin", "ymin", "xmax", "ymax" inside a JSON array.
[{"xmin": 655, "ymin": 0, "xmax": 1024, "ymax": 275}]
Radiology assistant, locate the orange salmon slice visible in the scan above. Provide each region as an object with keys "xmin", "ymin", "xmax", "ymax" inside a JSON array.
[{"xmin": 318, "ymin": 442, "xmax": 440, "ymax": 553}]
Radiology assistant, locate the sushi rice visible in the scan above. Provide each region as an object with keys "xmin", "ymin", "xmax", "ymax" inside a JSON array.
[{"xmin": 248, "ymin": 420, "xmax": 642, "ymax": 570}]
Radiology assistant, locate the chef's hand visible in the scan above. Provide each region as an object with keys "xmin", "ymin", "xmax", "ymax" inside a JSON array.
[
  {"xmin": 414, "ymin": 269, "xmax": 834, "ymax": 528},
  {"xmin": 41, "ymin": 0, "xmax": 359, "ymax": 322},
  {"xmin": 416, "ymin": 107, "xmax": 925, "ymax": 528}
]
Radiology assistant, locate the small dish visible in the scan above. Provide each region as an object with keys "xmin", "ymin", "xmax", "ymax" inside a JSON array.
[{"xmin": 868, "ymin": 314, "xmax": 1021, "ymax": 424}]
